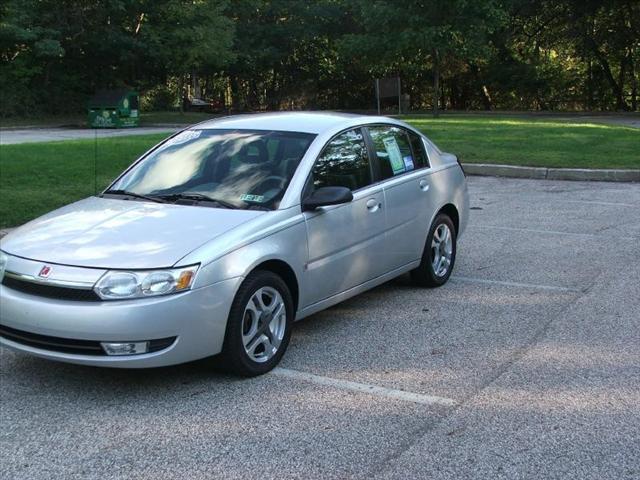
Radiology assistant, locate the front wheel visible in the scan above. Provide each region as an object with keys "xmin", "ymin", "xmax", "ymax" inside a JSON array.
[
  {"xmin": 219, "ymin": 270, "xmax": 293, "ymax": 376},
  {"xmin": 411, "ymin": 213, "xmax": 457, "ymax": 287}
]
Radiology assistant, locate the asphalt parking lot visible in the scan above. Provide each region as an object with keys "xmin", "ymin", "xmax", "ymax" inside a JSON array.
[{"xmin": 1, "ymin": 176, "xmax": 639, "ymax": 479}]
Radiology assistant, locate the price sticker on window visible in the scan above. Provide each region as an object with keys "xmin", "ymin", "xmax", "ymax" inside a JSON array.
[{"xmin": 383, "ymin": 137, "xmax": 406, "ymax": 175}]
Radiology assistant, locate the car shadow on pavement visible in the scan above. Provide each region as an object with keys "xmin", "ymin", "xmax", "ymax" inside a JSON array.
[
  {"xmin": 0, "ymin": 275, "xmax": 428, "ymax": 394},
  {"xmin": 0, "ymin": 349, "xmax": 245, "ymax": 394}
]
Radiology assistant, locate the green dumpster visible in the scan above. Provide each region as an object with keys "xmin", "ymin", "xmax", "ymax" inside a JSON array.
[{"xmin": 88, "ymin": 90, "xmax": 139, "ymax": 128}]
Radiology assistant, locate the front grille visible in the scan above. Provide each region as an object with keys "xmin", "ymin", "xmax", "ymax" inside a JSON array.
[
  {"xmin": 0, "ymin": 324, "xmax": 104, "ymax": 355},
  {"xmin": 0, "ymin": 324, "xmax": 177, "ymax": 356},
  {"xmin": 1, "ymin": 275, "xmax": 101, "ymax": 302}
]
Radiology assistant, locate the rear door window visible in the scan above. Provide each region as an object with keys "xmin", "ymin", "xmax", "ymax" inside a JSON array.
[
  {"xmin": 367, "ymin": 126, "xmax": 418, "ymax": 180},
  {"xmin": 407, "ymin": 131, "xmax": 430, "ymax": 169}
]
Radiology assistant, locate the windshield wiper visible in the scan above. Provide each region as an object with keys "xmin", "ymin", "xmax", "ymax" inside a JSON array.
[
  {"xmin": 102, "ymin": 189, "xmax": 166, "ymax": 203},
  {"xmin": 155, "ymin": 193, "xmax": 238, "ymax": 209},
  {"xmin": 245, "ymin": 204, "xmax": 270, "ymax": 211}
]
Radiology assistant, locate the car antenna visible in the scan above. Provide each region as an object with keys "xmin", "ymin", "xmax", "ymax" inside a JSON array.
[{"xmin": 93, "ymin": 126, "xmax": 98, "ymax": 195}]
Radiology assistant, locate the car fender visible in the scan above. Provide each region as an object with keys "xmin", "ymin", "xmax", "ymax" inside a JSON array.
[{"xmin": 185, "ymin": 210, "xmax": 307, "ymax": 294}]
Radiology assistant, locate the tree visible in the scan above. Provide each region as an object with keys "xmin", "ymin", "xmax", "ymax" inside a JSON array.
[
  {"xmin": 562, "ymin": 0, "xmax": 639, "ymax": 111},
  {"xmin": 0, "ymin": 0, "xmax": 234, "ymax": 116},
  {"xmin": 1, "ymin": 0, "xmax": 638, "ymax": 117},
  {"xmin": 223, "ymin": 0, "xmax": 345, "ymax": 111},
  {"xmin": 140, "ymin": 0, "xmax": 234, "ymax": 111},
  {"xmin": 340, "ymin": 0, "xmax": 507, "ymax": 116}
]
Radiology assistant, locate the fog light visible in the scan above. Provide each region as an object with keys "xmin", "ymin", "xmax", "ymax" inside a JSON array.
[{"xmin": 101, "ymin": 341, "xmax": 149, "ymax": 356}]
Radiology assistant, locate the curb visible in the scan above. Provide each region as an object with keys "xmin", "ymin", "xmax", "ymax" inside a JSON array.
[{"xmin": 462, "ymin": 163, "xmax": 640, "ymax": 182}]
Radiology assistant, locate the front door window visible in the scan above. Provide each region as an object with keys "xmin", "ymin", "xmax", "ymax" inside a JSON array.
[{"xmin": 311, "ymin": 129, "xmax": 372, "ymax": 191}]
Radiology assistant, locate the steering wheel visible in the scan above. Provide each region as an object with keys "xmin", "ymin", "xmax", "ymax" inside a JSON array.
[{"xmin": 255, "ymin": 175, "xmax": 287, "ymax": 194}]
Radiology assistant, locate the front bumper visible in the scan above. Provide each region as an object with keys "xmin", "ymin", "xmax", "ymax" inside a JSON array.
[{"xmin": 0, "ymin": 277, "xmax": 242, "ymax": 368}]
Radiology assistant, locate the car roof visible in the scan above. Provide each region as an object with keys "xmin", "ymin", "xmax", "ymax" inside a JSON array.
[{"xmin": 194, "ymin": 111, "xmax": 400, "ymax": 135}]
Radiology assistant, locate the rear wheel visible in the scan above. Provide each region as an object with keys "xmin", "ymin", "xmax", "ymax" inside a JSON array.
[
  {"xmin": 411, "ymin": 213, "xmax": 457, "ymax": 287},
  {"xmin": 219, "ymin": 270, "xmax": 293, "ymax": 376}
]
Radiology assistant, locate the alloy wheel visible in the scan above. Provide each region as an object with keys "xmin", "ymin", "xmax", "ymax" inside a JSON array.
[
  {"xmin": 241, "ymin": 286, "xmax": 287, "ymax": 363},
  {"xmin": 431, "ymin": 223, "xmax": 453, "ymax": 277}
]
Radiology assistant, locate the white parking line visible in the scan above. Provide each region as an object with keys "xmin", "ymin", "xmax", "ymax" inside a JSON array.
[
  {"xmin": 472, "ymin": 225, "xmax": 598, "ymax": 238},
  {"xmin": 272, "ymin": 367, "xmax": 458, "ymax": 407},
  {"xmin": 471, "ymin": 224, "xmax": 637, "ymax": 241},
  {"xmin": 451, "ymin": 276, "xmax": 582, "ymax": 293},
  {"xmin": 564, "ymin": 200, "xmax": 636, "ymax": 208}
]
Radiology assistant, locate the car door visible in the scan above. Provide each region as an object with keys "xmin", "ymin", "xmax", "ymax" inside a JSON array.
[
  {"xmin": 365, "ymin": 125, "xmax": 435, "ymax": 271},
  {"xmin": 302, "ymin": 128, "xmax": 387, "ymax": 306}
]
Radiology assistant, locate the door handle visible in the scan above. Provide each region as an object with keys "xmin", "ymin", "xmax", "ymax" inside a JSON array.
[
  {"xmin": 419, "ymin": 179, "xmax": 430, "ymax": 191},
  {"xmin": 366, "ymin": 198, "xmax": 382, "ymax": 212}
]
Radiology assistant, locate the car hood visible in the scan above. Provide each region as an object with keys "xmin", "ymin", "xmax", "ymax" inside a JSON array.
[{"xmin": 0, "ymin": 197, "xmax": 264, "ymax": 269}]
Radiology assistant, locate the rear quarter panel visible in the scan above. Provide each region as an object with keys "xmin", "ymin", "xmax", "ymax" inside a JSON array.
[{"xmin": 428, "ymin": 163, "xmax": 469, "ymax": 238}]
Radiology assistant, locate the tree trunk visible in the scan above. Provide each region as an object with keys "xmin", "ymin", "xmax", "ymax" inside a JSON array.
[
  {"xmin": 229, "ymin": 74, "xmax": 242, "ymax": 112},
  {"xmin": 586, "ymin": 36, "xmax": 628, "ymax": 110},
  {"xmin": 268, "ymin": 69, "xmax": 279, "ymax": 111},
  {"xmin": 469, "ymin": 62, "xmax": 491, "ymax": 110},
  {"xmin": 630, "ymin": 51, "xmax": 638, "ymax": 111},
  {"xmin": 618, "ymin": 54, "xmax": 627, "ymax": 110},
  {"xmin": 450, "ymin": 78, "xmax": 458, "ymax": 110},
  {"xmin": 587, "ymin": 58, "xmax": 593, "ymax": 110},
  {"xmin": 432, "ymin": 49, "xmax": 440, "ymax": 118},
  {"xmin": 481, "ymin": 85, "xmax": 493, "ymax": 110},
  {"xmin": 192, "ymin": 71, "xmax": 201, "ymax": 99},
  {"xmin": 178, "ymin": 74, "xmax": 185, "ymax": 113}
]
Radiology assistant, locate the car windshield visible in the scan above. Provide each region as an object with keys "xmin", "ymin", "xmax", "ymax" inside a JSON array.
[{"xmin": 108, "ymin": 129, "xmax": 316, "ymax": 210}]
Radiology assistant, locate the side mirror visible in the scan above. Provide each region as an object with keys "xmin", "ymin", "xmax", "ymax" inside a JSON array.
[{"xmin": 302, "ymin": 186, "xmax": 353, "ymax": 211}]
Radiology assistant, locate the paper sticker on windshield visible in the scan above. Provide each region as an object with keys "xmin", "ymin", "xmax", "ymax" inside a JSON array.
[
  {"xmin": 241, "ymin": 194, "xmax": 265, "ymax": 203},
  {"xmin": 165, "ymin": 130, "xmax": 202, "ymax": 146},
  {"xmin": 403, "ymin": 155, "xmax": 415, "ymax": 171},
  {"xmin": 383, "ymin": 137, "xmax": 405, "ymax": 175}
]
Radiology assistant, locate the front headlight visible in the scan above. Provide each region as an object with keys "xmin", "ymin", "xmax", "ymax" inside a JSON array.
[
  {"xmin": 0, "ymin": 250, "xmax": 8, "ymax": 280},
  {"xmin": 94, "ymin": 264, "xmax": 199, "ymax": 300}
]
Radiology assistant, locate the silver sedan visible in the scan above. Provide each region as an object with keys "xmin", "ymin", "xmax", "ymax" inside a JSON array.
[{"xmin": 0, "ymin": 112, "xmax": 469, "ymax": 376}]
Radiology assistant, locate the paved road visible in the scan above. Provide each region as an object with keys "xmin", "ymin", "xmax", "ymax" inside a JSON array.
[
  {"xmin": 552, "ymin": 115, "xmax": 640, "ymax": 129},
  {"xmin": 1, "ymin": 177, "xmax": 639, "ymax": 479},
  {"xmin": 1, "ymin": 114, "xmax": 638, "ymax": 146},
  {"xmin": 0, "ymin": 127, "xmax": 178, "ymax": 145}
]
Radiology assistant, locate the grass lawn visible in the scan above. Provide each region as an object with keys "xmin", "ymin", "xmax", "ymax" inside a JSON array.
[
  {"xmin": 0, "ymin": 115, "xmax": 638, "ymax": 228},
  {"xmin": 403, "ymin": 115, "xmax": 639, "ymax": 169},
  {"xmin": 0, "ymin": 134, "xmax": 168, "ymax": 228}
]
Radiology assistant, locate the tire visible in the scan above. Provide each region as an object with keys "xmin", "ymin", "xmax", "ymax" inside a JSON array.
[
  {"xmin": 411, "ymin": 213, "xmax": 457, "ymax": 288},
  {"xmin": 218, "ymin": 270, "xmax": 294, "ymax": 376}
]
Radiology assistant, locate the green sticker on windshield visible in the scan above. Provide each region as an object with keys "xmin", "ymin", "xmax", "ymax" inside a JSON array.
[{"xmin": 241, "ymin": 194, "xmax": 265, "ymax": 203}]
